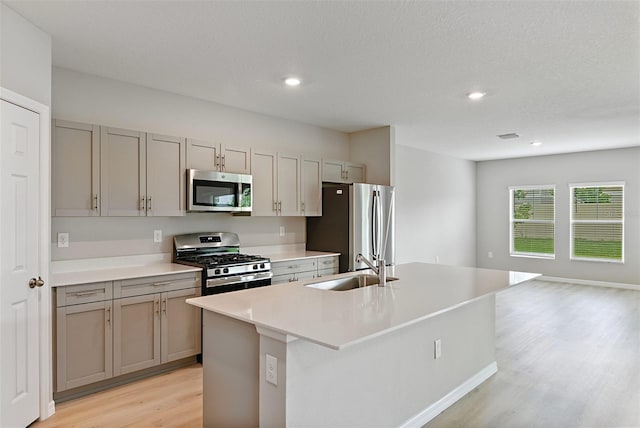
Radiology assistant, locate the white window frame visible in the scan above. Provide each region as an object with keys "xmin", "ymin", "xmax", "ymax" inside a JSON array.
[
  {"xmin": 509, "ymin": 184, "xmax": 556, "ymax": 259},
  {"xmin": 569, "ymin": 181, "xmax": 625, "ymax": 264}
]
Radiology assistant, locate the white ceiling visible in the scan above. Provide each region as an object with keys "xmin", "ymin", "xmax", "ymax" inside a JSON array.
[{"xmin": 7, "ymin": 1, "xmax": 640, "ymax": 161}]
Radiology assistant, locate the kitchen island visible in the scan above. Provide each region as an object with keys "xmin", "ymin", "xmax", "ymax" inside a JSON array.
[{"xmin": 187, "ymin": 262, "xmax": 539, "ymax": 427}]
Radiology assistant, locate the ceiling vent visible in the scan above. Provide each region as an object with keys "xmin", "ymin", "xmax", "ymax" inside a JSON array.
[{"xmin": 497, "ymin": 133, "xmax": 520, "ymax": 140}]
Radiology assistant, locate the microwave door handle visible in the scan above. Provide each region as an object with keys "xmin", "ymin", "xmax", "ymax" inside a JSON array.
[{"xmin": 371, "ymin": 190, "xmax": 380, "ymax": 259}]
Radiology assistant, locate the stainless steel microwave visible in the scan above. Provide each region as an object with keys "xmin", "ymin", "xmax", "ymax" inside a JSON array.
[{"xmin": 187, "ymin": 169, "xmax": 252, "ymax": 213}]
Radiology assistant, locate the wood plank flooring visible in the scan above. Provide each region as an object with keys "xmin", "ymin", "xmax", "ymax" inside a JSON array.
[
  {"xmin": 426, "ymin": 280, "xmax": 640, "ymax": 428},
  {"xmin": 31, "ymin": 364, "xmax": 203, "ymax": 428},
  {"xmin": 31, "ymin": 280, "xmax": 639, "ymax": 428}
]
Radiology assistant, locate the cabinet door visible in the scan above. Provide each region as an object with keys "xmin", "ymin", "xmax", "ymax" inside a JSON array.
[
  {"xmin": 322, "ymin": 160, "xmax": 345, "ymax": 182},
  {"xmin": 344, "ymin": 162, "xmax": 366, "ymax": 183},
  {"xmin": 147, "ymin": 134, "xmax": 185, "ymax": 216},
  {"xmin": 101, "ymin": 127, "xmax": 146, "ymax": 216},
  {"xmin": 221, "ymin": 144, "xmax": 251, "ymax": 174},
  {"xmin": 52, "ymin": 120, "xmax": 100, "ymax": 216},
  {"xmin": 277, "ymin": 153, "xmax": 301, "ymax": 216},
  {"xmin": 250, "ymin": 149, "xmax": 277, "ymax": 216},
  {"xmin": 161, "ymin": 288, "xmax": 202, "ymax": 363},
  {"xmin": 301, "ymin": 157, "xmax": 322, "ymax": 216},
  {"xmin": 56, "ymin": 301, "xmax": 112, "ymax": 391},
  {"xmin": 113, "ymin": 294, "xmax": 161, "ymax": 376},
  {"xmin": 186, "ymin": 138, "xmax": 220, "ymax": 171}
]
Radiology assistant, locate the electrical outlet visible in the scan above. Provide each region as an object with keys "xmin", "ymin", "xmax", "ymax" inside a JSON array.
[
  {"xmin": 434, "ymin": 339, "xmax": 442, "ymax": 359},
  {"xmin": 154, "ymin": 230, "xmax": 162, "ymax": 243},
  {"xmin": 266, "ymin": 354, "xmax": 278, "ymax": 386},
  {"xmin": 279, "ymin": 226, "xmax": 285, "ymax": 237},
  {"xmin": 57, "ymin": 232, "xmax": 69, "ymax": 248}
]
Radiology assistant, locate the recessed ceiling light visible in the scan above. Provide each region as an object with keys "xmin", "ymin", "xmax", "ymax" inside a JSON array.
[
  {"xmin": 284, "ymin": 77, "xmax": 301, "ymax": 87},
  {"xmin": 467, "ymin": 91, "xmax": 486, "ymax": 100},
  {"xmin": 531, "ymin": 141, "xmax": 542, "ymax": 146},
  {"xmin": 497, "ymin": 133, "xmax": 520, "ymax": 140}
]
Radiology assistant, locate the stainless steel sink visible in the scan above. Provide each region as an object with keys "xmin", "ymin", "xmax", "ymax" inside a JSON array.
[{"xmin": 305, "ymin": 274, "xmax": 398, "ymax": 291}]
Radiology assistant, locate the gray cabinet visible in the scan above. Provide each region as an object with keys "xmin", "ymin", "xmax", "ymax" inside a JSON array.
[
  {"xmin": 322, "ymin": 160, "xmax": 366, "ymax": 183},
  {"xmin": 186, "ymin": 139, "xmax": 251, "ymax": 174},
  {"xmin": 56, "ymin": 282, "xmax": 113, "ymax": 392},
  {"xmin": 271, "ymin": 255, "xmax": 339, "ymax": 284},
  {"xmin": 251, "ymin": 149, "xmax": 304, "ymax": 216},
  {"xmin": 52, "ymin": 120, "xmax": 101, "ymax": 216},
  {"xmin": 100, "ymin": 127, "xmax": 185, "ymax": 217},
  {"xmin": 55, "ymin": 272, "xmax": 201, "ymax": 394},
  {"xmin": 301, "ymin": 157, "xmax": 322, "ymax": 216}
]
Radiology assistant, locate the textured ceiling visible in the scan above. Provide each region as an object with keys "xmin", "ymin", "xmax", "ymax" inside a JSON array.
[{"xmin": 6, "ymin": 1, "xmax": 640, "ymax": 160}]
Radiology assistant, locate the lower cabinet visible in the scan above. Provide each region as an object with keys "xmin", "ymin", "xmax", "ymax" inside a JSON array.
[
  {"xmin": 55, "ymin": 272, "xmax": 201, "ymax": 393},
  {"xmin": 271, "ymin": 255, "xmax": 339, "ymax": 285}
]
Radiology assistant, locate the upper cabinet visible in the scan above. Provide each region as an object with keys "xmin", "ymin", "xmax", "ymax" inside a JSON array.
[
  {"xmin": 251, "ymin": 149, "xmax": 301, "ymax": 216},
  {"xmin": 52, "ymin": 120, "xmax": 101, "ymax": 216},
  {"xmin": 322, "ymin": 160, "xmax": 366, "ymax": 183},
  {"xmin": 301, "ymin": 157, "xmax": 322, "ymax": 216},
  {"xmin": 186, "ymin": 139, "xmax": 250, "ymax": 174},
  {"xmin": 52, "ymin": 123, "xmax": 186, "ymax": 217}
]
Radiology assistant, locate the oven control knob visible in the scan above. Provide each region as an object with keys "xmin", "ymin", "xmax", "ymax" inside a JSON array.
[
  {"xmin": 260, "ymin": 263, "xmax": 265, "ymax": 269},
  {"xmin": 252, "ymin": 264, "xmax": 258, "ymax": 270},
  {"xmin": 214, "ymin": 269, "xmax": 221, "ymax": 275},
  {"xmin": 223, "ymin": 268, "xmax": 229, "ymax": 274}
]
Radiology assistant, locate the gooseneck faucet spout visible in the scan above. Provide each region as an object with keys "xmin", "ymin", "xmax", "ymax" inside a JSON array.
[{"xmin": 356, "ymin": 253, "xmax": 387, "ymax": 287}]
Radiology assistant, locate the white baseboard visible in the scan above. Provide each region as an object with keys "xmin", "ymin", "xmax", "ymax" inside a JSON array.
[
  {"xmin": 540, "ymin": 276, "xmax": 640, "ymax": 291},
  {"xmin": 400, "ymin": 361, "xmax": 498, "ymax": 428}
]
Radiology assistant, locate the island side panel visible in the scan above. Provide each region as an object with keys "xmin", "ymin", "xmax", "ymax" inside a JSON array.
[
  {"xmin": 281, "ymin": 295, "xmax": 496, "ymax": 427},
  {"xmin": 202, "ymin": 310, "xmax": 260, "ymax": 427}
]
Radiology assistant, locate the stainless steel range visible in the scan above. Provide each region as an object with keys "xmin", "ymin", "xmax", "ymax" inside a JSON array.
[{"xmin": 173, "ymin": 232, "xmax": 272, "ymax": 295}]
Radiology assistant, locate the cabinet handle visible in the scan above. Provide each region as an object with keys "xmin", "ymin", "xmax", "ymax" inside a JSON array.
[
  {"xmin": 93, "ymin": 195, "xmax": 98, "ymax": 210},
  {"xmin": 140, "ymin": 197, "xmax": 146, "ymax": 211},
  {"xmin": 106, "ymin": 307, "xmax": 111, "ymax": 325},
  {"xmin": 301, "ymin": 202, "xmax": 305, "ymax": 212},
  {"xmin": 155, "ymin": 299, "xmax": 160, "ymax": 315},
  {"xmin": 162, "ymin": 297, "xmax": 167, "ymax": 316},
  {"xmin": 221, "ymin": 155, "xmax": 226, "ymax": 170},
  {"xmin": 147, "ymin": 196, "xmax": 152, "ymax": 211},
  {"xmin": 73, "ymin": 291, "xmax": 100, "ymax": 297},
  {"xmin": 152, "ymin": 281, "xmax": 172, "ymax": 287},
  {"xmin": 278, "ymin": 201, "xmax": 282, "ymax": 212},
  {"xmin": 273, "ymin": 201, "xmax": 277, "ymax": 212},
  {"xmin": 215, "ymin": 154, "xmax": 221, "ymax": 170}
]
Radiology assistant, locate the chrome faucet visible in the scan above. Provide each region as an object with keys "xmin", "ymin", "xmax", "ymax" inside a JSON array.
[{"xmin": 356, "ymin": 253, "xmax": 387, "ymax": 287}]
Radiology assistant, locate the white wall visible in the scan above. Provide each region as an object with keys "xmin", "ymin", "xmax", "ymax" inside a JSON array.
[
  {"xmin": 348, "ymin": 126, "xmax": 394, "ymax": 185},
  {"xmin": 51, "ymin": 68, "xmax": 350, "ymax": 260},
  {"xmin": 476, "ymin": 147, "xmax": 640, "ymax": 285},
  {"xmin": 394, "ymin": 145, "xmax": 476, "ymax": 267},
  {"xmin": 0, "ymin": 4, "xmax": 52, "ymax": 106}
]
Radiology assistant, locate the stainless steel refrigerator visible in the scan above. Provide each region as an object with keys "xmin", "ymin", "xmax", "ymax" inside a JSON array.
[{"xmin": 306, "ymin": 183, "xmax": 395, "ymax": 273}]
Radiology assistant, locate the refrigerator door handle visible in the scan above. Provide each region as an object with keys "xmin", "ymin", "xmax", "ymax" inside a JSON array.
[{"xmin": 371, "ymin": 189, "xmax": 381, "ymax": 259}]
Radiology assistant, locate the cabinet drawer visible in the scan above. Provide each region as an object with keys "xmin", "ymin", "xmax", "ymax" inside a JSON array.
[
  {"xmin": 317, "ymin": 267, "xmax": 338, "ymax": 278},
  {"xmin": 271, "ymin": 258, "xmax": 317, "ymax": 276},
  {"xmin": 317, "ymin": 256, "xmax": 338, "ymax": 271},
  {"xmin": 114, "ymin": 272, "xmax": 200, "ymax": 298},
  {"xmin": 56, "ymin": 281, "xmax": 113, "ymax": 307}
]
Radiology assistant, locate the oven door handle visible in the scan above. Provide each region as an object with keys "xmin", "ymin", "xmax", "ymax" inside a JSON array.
[{"xmin": 206, "ymin": 272, "xmax": 273, "ymax": 288}]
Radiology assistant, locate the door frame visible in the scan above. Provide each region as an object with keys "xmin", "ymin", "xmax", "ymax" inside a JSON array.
[{"xmin": 0, "ymin": 87, "xmax": 54, "ymax": 420}]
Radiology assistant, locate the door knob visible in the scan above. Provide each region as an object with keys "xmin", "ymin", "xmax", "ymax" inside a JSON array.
[{"xmin": 28, "ymin": 277, "xmax": 44, "ymax": 288}]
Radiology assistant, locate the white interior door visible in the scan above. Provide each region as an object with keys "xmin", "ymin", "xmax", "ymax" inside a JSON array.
[{"xmin": 0, "ymin": 99, "xmax": 41, "ymax": 427}]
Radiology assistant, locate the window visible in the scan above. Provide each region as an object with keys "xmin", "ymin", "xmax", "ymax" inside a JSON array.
[
  {"xmin": 570, "ymin": 182, "xmax": 624, "ymax": 262},
  {"xmin": 509, "ymin": 185, "xmax": 555, "ymax": 258}
]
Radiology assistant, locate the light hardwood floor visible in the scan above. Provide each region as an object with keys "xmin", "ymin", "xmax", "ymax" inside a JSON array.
[
  {"xmin": 32, "ymin": 280, "xmax": 639, "ymax": 428},
  {"xmin": 426, "ymin": 280, "xmax": 640, "ymax": 428}
]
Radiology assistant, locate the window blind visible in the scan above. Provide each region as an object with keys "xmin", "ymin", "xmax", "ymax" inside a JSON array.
[
  {"xmin": 509, "ymin": 186, "xmax": 555, "ymax": 257},
  {"xmin": 570, "ymin": 184, "xmax": 624, "ymax": 262}
]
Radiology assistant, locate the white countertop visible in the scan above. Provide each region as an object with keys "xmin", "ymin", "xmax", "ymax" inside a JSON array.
[
  {"xmin": 188, "ymin": 262, "xmax": 540, "ymax": 350},
  {"xmin": 51, "ymin": 263, "xmax": 202, "ymax": 287},
  {"xmin": 262, "ymin": 250, "xmax": 340, "ymax": 263}
]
